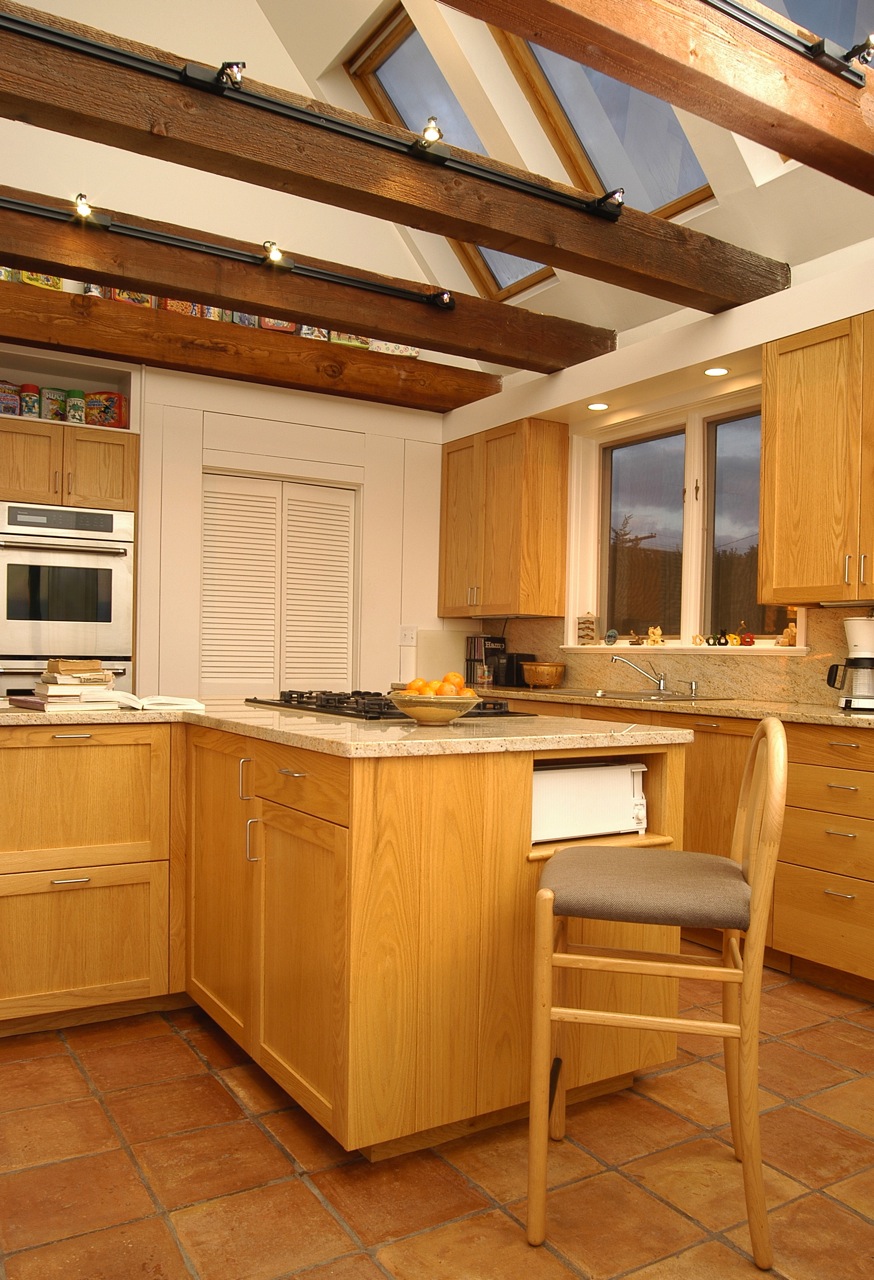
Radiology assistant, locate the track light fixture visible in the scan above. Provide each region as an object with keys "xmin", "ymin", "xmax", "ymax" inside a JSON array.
[
  {"xmin": 71, "ymin": 193, "xmax": 110, "ymax": 228},
  {"xmin": 700, "ymin": 1, "xmax": 868, "ymax": 86},
  {"xmin": 181, "ymin": 59, "xmax": 246, "ymax": 93},
  {"xmin": 219, "ymin": 61, "xmax": 246, "ymax": 88},
  {"xmin": 74, "ymin": 193, "xmax": 92, "ymax": 218},
  {"xmin": 410, "ymin": 114, "xmax": 450, "ymax": 163},
  {"xmin": 844, "ymin": 34, "xmax": 874, "ymax": 65},
  {"xmin": 262, "ymin": 240, "xmax": 283, "ymax": 263}
]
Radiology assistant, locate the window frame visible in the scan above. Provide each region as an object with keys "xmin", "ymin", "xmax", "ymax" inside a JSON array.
[
  {"xmin": 493, "ymin": 29, "xmax": 713, "ymax": 219},
  {"xmin": 569, "ymin": 386, "xmax": 801, "ymax": 649},
  {"xmin": 345, "ymin": 6, "xmax": 554, "ymax": 302}
]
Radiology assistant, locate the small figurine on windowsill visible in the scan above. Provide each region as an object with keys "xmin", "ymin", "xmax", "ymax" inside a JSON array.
[
  {"xmin": 775, "ymin": 622, "xmax": 797, "ymax": 647},
  {"xmin": 628, "ymin": 630, "xmax": 645, "ymax": 645},
  {"xmin": 646, "ymin": 625, "xmax": 664, "ymax": 645}
]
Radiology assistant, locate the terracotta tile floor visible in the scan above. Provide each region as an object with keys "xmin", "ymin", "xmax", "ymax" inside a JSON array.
[{"xmin": 2, "ymin": 965, "xmax": 874, "ymax": 1279}]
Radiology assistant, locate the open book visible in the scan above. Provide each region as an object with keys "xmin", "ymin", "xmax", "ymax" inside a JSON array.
[
  {"xmin": 113, "ymin": 691, "xmax": 206, "ymax": 712},
  {"xmin": 35, "ymin": 688, "xmax": 206, "ymax": 711}
]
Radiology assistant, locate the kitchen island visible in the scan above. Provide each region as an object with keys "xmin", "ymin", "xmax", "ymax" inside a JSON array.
[{"xmin": 0, "ymin": 703, "xmax": 691, "ymax": 1157}]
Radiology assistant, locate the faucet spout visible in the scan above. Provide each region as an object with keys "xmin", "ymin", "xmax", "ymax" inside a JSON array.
[{"xmin": 611, "ymin": 655, "xmax": 666, "ymax": 691}]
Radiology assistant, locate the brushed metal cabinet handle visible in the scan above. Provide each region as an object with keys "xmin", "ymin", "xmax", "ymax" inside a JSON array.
[
  {"xmin": 52, "ymin": 733, "xmax": 92, "ymax": 739},
  {"xmin": 67, "ymin": 471, "xmax": 73, "ymax": 495},
  {"xmin": 824, "ymin": 889, "xmax": 856, "ymax": 900},
  {"xmin": 239, "ymin": 757, "xmax": 252, "ymax": 801},
  {"xmin": 824, "ymin": 829, "xmax": 858, "ymax": 838},
  {"xmin": 51, "ymin": 877, "xmax": 91, "ymax": 885},
  {"xmin": 827, "ymin": 783, "xmax": 859, "ymax": 791},
  {"xmin": 828, "ymin": 741, "xmax": 860, "ymax": 749},
  {"xmin": 861, "ymin": 553, "xmax": 868, "ymax": 586},
  {"xmin": 844, "ymin": 553, "xmax": 852, "ymax": 584},
  {"xmin": 245, "ymin": 817, "xmax": 260, "ymax": 862},
  {"xmin": 278, "ymin": 768, "xmax": 306, "ymax": 778}
]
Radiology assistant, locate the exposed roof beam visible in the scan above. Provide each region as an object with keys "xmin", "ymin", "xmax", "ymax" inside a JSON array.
[
  {"xmin": 0, "ymin": 185, "xmax": 614, "ymax": 374},
  {"xmin": 445, "ymin": 0, "xmax": 874, "ymax": 196},
  {"xmin": 0, "ymin": 1, "xmax": 789, "ymax": 314},
  {"xmin": 0, "ymin": 280, "xmax": 500, "ymax": 413}
]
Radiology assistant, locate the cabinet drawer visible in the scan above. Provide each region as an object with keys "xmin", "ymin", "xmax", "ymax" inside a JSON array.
[
  {"xmin": 786, "ymin": 764, "xmax": 874, "ymax": 820},
  {"xmin": 772, "ymin": 863, "xmax": 874, "ymax": 979},
  {"xmin": 253, "ymin": 743, "xmax": 350, "ymax": 826},
  {"xmin": 785, "ymin": 723, "xmax": 874, "ymax": 770},
  {"xmin": 780, "ymin": 806, "xmax": 874, "ymax": 878}
]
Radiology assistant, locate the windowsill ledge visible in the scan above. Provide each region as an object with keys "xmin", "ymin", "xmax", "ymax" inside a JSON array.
[{"xmin": 560, "ymin": 644, "xmax": 810, "ymax": 657}]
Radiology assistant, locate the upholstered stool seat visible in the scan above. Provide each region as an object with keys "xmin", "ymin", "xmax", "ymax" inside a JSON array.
[{"xmin": 527, "ymin": 717, "xmax": 787, "ymax": 1271}]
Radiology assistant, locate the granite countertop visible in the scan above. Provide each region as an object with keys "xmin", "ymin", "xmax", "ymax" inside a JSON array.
[
  {"xmin": 497, "ymin": 688, "xmax": 874, "ymax": 728},
  {"xmin": 0, "ymin": 698, "xmax": 693, "ymax": 758}
]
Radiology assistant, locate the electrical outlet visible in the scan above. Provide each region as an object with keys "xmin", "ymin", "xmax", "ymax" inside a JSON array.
[{"xmin": 399, "ymin": 625, "xmax": 418, "ymax": 646}]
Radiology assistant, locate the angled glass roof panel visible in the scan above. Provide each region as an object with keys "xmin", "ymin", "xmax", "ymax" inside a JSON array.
[
  {"xmin": 374, "ymin": 29, "xmax": 545, "ymax": 289},
  {"xmin": 530, "ymin": 45, "xmax": 707, "ymax": 213},
  {"xmin": 773, "ymin": 0, "xmax": 874, "ymax": 45}
]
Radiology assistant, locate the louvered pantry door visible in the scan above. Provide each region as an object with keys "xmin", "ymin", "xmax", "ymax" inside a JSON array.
[{"xmin": 201, "ymin": 474, "xmax": 355, "ymax": 698}]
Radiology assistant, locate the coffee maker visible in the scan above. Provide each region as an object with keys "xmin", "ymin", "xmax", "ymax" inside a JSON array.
[{"xmin": 827, "ymin": 617, "xmax": 874, "ymax": 712}]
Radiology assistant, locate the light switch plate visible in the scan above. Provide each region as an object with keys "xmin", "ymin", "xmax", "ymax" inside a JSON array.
[{"xmin": 399, "ymin": 625, "xmax": 418, "ymax": 646}]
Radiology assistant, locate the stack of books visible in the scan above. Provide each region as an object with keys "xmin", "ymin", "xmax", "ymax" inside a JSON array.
[
  {"xmin": 7, "ymin": 659, "xmax": 206, "ymax": 712},
  {"xmin": 9, "ymin": 658, "xmax": 122, "ymax": 711}
]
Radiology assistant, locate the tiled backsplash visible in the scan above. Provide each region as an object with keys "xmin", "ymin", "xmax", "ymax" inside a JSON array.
[{"xmin": 493, "ymin": 609, "xmax": 868, "ymax": 704}]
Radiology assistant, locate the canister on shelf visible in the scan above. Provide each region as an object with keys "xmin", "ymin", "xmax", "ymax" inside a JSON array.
[
  {"xmin": 84, "ymin": 391, "xmax": 128, "ymax": 429},
  {"xmin": 40, "ymin": 387, "xmax": 67, "ymax": 420},
  {"xmin": 19, "ymin": 384, "xmax": 40, "ymax": 417},
  {"xmin": 65, "ymin": 390, "xmax": 86, "ymax": 423}
]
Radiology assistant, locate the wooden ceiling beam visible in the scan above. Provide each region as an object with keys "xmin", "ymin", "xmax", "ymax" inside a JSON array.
[
  {"xmin": 446, "ymin": 0, "xmax": 874, "ymax": 196},
  {"xmin": 0, "ymin": 280, "xmax": 500, "ymax": 413},
  {"xmin": 0, "ymin": 1, "xmax": 788, "ymax": 314},
  {"xmin": 0, "ymin": 185, "xmax": 615, "ymax": 374}
]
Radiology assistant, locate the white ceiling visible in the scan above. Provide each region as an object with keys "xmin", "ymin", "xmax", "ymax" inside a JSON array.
[{"xmin": 4, "ymin": 1, "xmax": 874, "ymax": 399}]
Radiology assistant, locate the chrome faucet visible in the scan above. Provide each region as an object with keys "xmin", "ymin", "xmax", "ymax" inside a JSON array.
[{"xmin": 611, "ymin": 655, "xmax": 667, "ymax": 691}]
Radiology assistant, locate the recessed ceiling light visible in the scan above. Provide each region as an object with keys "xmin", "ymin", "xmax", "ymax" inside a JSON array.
[
  {"xmin": 587, "ymin": 401, "xmax": 609, "ymax": 411},
  {"xmin": 704, "ymin": 366, "xmax": 730, "ymax": 377}
]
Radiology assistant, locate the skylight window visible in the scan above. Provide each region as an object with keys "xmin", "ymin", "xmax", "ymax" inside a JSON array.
[
  {"xmin": 347, "ymin": 13, "xmax": 550, "ymax": 301},
  {"xmin": 772, "ymin": 0, "xmax": 874, "ymax": 47}
]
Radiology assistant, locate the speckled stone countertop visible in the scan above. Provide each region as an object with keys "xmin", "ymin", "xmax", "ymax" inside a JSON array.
[
  {"xmin": 0, "ymin": 699, "xmax": 693, "ymax": 759},
  {"xmin": 497, "ymin": 688, "xmax": 874, "ymax": 728}
]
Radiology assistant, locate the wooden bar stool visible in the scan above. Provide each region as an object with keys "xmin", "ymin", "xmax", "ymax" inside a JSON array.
[{"xmin": 528, "ymin": 716, "xmax": 787, "ymax": 1270}]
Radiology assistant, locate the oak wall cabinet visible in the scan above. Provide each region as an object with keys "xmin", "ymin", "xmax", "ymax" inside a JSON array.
[
  {"xmin": 0, "ymin": 723, "xmax": 176, "ymax": 1020},
  {"xmin": 759, "ymin": 312, "xmax": 874, "ymax": 604},
  {"xmin": 438, "ymin": 418, "xmax": 568, "ymax": 618},
  {"xmin": 0, "ymin": 419, "xmax": 139, "ymax": 511}
]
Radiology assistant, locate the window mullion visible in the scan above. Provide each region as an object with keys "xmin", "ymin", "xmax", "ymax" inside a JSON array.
[{"xmin": 680, "ymin": 411, "xmax": 706, "ymax": 643}]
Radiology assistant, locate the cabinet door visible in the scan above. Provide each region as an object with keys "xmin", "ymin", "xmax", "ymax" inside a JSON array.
[
  {"xmin": 187, "ymin": 728, "xmax": 258, "ymax": 1050},
  {"xmin": 0, "ymin": 861, "xmax": 168, "ymax": 1020},
  {"xmin": 254, "ymin": 800, "xmax": 347, "ymax": 1135},
  {"xmin": 649, "ymin": 713, "xmax": 753, "ymax": 855},
  {"xmin": 64, "ymin": 427, "xmax": 139, "ymax": 510},
  {"xmin": 759, "ymin": 317, "xmax": 863, "ymax": 603},
  {"xmin": 438, "ymin": 434, "xmax": 481, "ymax": 616},
  {"xmin": 0, "ymin": 418, "xmax": 64, "ymax": 503},
  {"xmin": 0, "ymin": 724, "xmax": 170, "ymax": 874}
]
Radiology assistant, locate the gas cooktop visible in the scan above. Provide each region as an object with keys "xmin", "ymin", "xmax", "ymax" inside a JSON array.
[{"xmin": 245, "ymin": 690, "xmax": 535, "ymax": 720}]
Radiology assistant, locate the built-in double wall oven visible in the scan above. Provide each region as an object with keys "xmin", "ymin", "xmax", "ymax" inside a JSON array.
[{"xmin": 0, "ymin": 501, "xmax": 134, "ymax": 695}]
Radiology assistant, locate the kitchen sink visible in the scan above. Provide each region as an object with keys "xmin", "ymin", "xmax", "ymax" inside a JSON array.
[{"xmin": 558, "ymin": 688, "xmax": 734, "ymax": 702}]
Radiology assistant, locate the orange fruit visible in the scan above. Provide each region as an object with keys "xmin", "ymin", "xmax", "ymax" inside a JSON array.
[
  {"xmin": 435, "ymin": 681, "xmax": 459, "ymax": 696},
  {"xmin": 405, "ymin": 677, "xmax": 427, "ymax": 693},
  {"xmin": 442, "ymin": 671, "xmax": 465, "ymax": 690},
  {"xmin": 424, "ymin": 680, "xmax": 442, "ymax": 694},
  {"xmin": 460, "ymin": 687, "xmax": 476, "ymax": 697}
]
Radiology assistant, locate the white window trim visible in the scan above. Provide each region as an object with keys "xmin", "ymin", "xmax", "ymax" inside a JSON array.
[{"xmin": 564, "ymin": 388, "xmax": 808, "ymax": 654}]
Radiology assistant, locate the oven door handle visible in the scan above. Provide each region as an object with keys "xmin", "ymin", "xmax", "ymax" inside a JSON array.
[{"xmin": 0, "ymin": 539, "xmax": 128, "ymax": 555}]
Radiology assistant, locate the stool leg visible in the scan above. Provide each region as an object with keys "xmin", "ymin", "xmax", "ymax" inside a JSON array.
[
  {"xmin": 737, "ymin": 981, "xmax": 773, "ymax": 1270},
  {"xmin": 527, "ymin": 888, "xmax": 555, "ymax": 1246},
  {"xmin": 722, "ymin": 934, "xmax": 743, "ymax": 1161}
]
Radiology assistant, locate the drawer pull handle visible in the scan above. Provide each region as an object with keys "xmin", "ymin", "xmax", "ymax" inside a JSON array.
[
  {"xmin": 825, "ymin": 828, "xmax": 858, "ymax": 838},
  {"xmin": 827, "ymin": 783, "xmax": 859, "ymax": 791},
  {"xmin": 827, "ymin": 741, "xmax": 860, "ymax": 749},
  {"xmin": 51, "ymin": 733, "xmax": 93, "ymax": 739},
  {"xmin": 245, "ymin": 817, "xmax": 260, "ymax": 863},
  {"xmin": 824, "ymin": 889, "xmax": 856, "ymax": 900},
  {"xmin": 51, "ymin": 877, "xmax": 91, "ymax": 885},
  {"xmin": 278, "ymin": 769, "xmax": 307, "ymax": 778},
  {"xmin": 694, "ymin": 722, "xmax": 721, "ymax": 729},
  {"xmin": 239, "ymin": 757, "xmax": 252, "ymax": 801}
]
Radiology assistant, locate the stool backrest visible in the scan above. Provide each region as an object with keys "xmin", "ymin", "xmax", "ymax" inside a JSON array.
[{"xmin": 729, "ymin": 716, "xmax": 788, "ymax": 955}]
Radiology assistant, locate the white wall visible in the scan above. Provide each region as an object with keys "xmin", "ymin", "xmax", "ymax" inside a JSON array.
[{"xmin": 135, "ymin": 367, "xmax": 447, "ymax": 694}]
